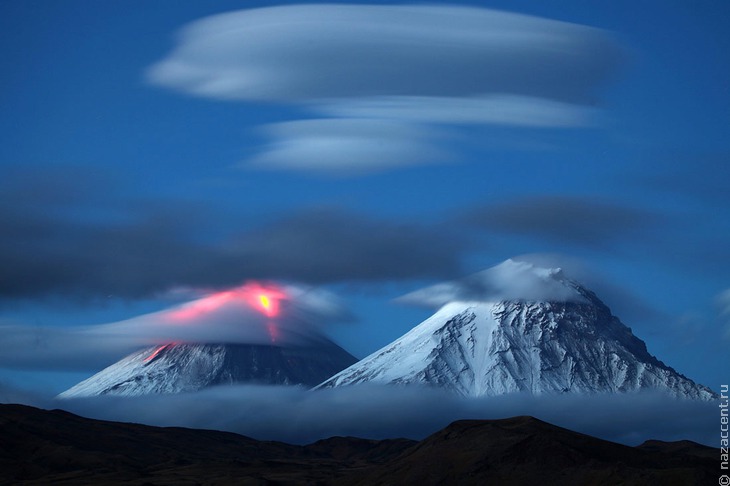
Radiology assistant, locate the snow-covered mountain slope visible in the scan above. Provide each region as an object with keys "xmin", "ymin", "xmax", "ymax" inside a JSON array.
[
  {"xmin": 317, "ymin": 260, "xmax": 716, "ymax": 400},
  {"xmin": 58, "ymin": 339, "xmax": 356, "ymax": 398}
]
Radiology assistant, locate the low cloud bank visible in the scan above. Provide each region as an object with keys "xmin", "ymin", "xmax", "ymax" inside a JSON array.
[{"xmin": 37, "ymin": 385, "xmax": 717, "ymax": 447}]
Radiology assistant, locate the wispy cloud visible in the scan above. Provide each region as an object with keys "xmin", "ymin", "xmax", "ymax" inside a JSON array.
[
  {"xmin": 0, "ymin": 168, "xmax": 464, "ymax": 300},
  {"xmin": 718, "ymin": 289, "xmax": 730, "ymax": 315},
  {"xmin": 465, "ymin": 195, "xmax": 660, "ymax": 249},
  {"xmin": 317, "ymin": 95, "xmax": 600, "ymax": 128},
  {"xmin": 244, "ymin": 119, "xmax": 448, "ymax": 176},
  {"xmin": 716, "ymin": 289, "xmax": 730, "ymax": 339},
  {"xmin": 639, "ymin": 151, "xmax": 730, "ymax": 204},
  {"xmin": 227, "ymin": 209, "xmax": 463, "ymax": 283},
  {"xmin": 147, "ymin": 4, "xmax": 623, "ymax": 174}
]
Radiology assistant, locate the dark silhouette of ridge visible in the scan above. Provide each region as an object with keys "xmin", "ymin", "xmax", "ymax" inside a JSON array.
[{"xmin": 0, "ymin": 403, "xmax": 716, "ymax": 485}]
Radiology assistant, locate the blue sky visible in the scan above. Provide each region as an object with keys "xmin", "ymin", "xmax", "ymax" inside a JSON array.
[{"xmin": 0, "ymin": 0, "xmax": 728, "ymax": 395}]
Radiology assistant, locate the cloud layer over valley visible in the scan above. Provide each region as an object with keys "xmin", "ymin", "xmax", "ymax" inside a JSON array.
[{"xmin": 3, "ymin": 382, "xmax": 714, "ymax": 448}]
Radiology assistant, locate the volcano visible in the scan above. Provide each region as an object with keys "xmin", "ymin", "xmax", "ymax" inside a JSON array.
[
  {"xmin": 317, "ymin": 259, "xmax": 715, "ymax": 399},
  {"xmin": 58, "ymin": 281, "xmax": 358, "ymax": 398},
  {"xmin": 59, "ymin": 338, "xmax": 357, "ymax": 398}
]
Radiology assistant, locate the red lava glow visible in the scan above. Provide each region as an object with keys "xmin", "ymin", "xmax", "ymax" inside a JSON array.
[
  {"xmin": 144, "ymin": 343, "xmax": 173, "ymax": 363},
  {"xmin": 167, "ymin": 283, "xmax": 286, "ymax": 322},
  {"xmin": 236, "ymin": 282, "xmax": 285, "ymax": 318},
  {"xmin": 167, "ymin": 291, "xmax": 234, "ymax": 322},
  {"xmin": 268, "ymin": 324, "xmax": 279, "ymax": 342},
  {"xmin": 252, "ymin": 291, "xmax": 280, "ymax": 318}
]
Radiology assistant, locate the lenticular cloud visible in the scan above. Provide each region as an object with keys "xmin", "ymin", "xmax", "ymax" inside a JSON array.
[
  {"xmin": 146, "ymin": 4, "xmax": 624, "ymax": 174},
  {"xmin": 147, "ymin": 4, "xmax": 622, "ymax": 105}
]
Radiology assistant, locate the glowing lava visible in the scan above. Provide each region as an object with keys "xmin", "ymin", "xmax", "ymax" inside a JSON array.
[
  {"xmin": 237, "ymin": 283, "xmax": 284, "ymax": 318},
  {"xmin": 144, "ymin": 343, "xmax": 173, "ymax": 363},
  {"xmin": 254, "ymin": 291, "xmax": 281, "ymax": 318},
  {"xmin": 166, "ymin": 283, "xmax": 285, "ymax": 322},
  {"xmin": 162, "ymin": 282, "xmax": 285, "ymax": 344},
  {"xmin": 259, "ymin": 294, "xmax": 271, "ymax": 310}
]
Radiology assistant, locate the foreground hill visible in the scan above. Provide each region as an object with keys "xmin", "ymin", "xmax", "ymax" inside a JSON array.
[{"xmin": 0, "ymin": 403, "xmax": 716, "ymax": 485}]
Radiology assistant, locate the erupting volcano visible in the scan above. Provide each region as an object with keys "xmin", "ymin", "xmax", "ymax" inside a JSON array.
[{"xmin": 58, "ymin": 283, "xmax": 357, "ymax": 398}]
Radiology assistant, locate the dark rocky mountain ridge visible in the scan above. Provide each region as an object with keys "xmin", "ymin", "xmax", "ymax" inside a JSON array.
[{"xmin": 0, "ymin": 403, "xmax": 717, "ymax": 485}]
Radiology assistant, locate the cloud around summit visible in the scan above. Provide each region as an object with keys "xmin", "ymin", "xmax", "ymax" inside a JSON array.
[
  {"xmin": 397, "ymin": 258, "xmax": 586, "ymax": 308},
  {"xmin": 0, "ymin": 282, "xmax": 351, "ymax": 372}
]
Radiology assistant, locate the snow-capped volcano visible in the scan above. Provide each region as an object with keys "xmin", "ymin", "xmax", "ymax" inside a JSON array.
[
  {"xmin": 317, "ymin": 260, "xmax": 715, "ymax": 400},
  {"xmin": 58, "ymin": 338, "xmax": 356, "ymax": 399},
  {"xmin": 57, "ymin": 281, "xmax": 358, "ymax": 398}
]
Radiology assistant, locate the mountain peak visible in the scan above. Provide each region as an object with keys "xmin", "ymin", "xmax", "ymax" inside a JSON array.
[{"xmin": 320, "ymin": 261, "xmax": 716, "ymax": 400}]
